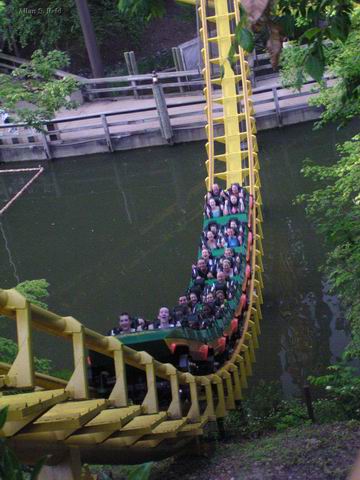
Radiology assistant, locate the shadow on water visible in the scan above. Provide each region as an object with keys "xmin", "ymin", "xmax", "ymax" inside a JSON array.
[{"xmin": 0, "ymin": 120, "xmax": 357, "ymax": 395}]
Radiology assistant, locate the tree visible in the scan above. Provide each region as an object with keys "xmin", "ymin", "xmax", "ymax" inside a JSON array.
[
  {"xmin": 282, "ymin": 8, "xmax": 360, "ymax": 359},
  {"xmin": 297, "ymin": 136, "xmax": 360, "ymax": 357},
  {"xmin": 0, "ymin": 50, "xmax": 78, "ymax": 129},
  {"xmin": 0, "ymin": 0, "xmax": 147, "ymax": 73},
  {"xmin": 266, "ymin": 0, "xmax": 354, "ymax": 75},
  {"xmin": 279, "ymin": 7, "xmax": 360, "ymax": 126},
  {"xmin": 117, "ymin": 0, "xmax": 167, "ymax": 20}
]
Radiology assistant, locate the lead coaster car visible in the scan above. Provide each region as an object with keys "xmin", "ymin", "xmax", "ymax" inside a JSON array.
[{"xmin": 88, "ymin": 206, "xmax": 253, "ymax": 395}]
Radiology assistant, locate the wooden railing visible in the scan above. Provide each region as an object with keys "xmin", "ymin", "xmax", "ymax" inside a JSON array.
[
  {"xmin": 0, "ymin": 77, "xmax": 330, "ymax": 158},
  {"xmin": 0, "ymin": 51, "xmax": 273, "ymax": 101}
]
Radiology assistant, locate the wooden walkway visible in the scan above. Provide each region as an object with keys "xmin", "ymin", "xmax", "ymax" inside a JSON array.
[
  {"xmin": 53, "ymin": 75, "xmax": 325, "ymax": 138},
  {"xmin": 0, "ymin": 71, "xmax": 332, "ymax": 161}
]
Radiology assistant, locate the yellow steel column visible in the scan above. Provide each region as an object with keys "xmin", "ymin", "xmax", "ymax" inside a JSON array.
[
  {"xmin": 200, "ymin": 376, "xmax": 216, "ymax": 420},
  {"xmin": 6, "ymin": 290, "xmax": 34, "ymax": 388},
  {"xmin": 63, "ymin": 316, "xmax": 89, "ymax": 400},
  {"xmin": 140, "ymin": 352, "xmax": 159, "ymax": 414},
  {"xmin": 108, "ymin": 338, "xmax": 128, "ymax": 407},
  {"xmin": 184, "ymin": 373, "xmax": 201, "ymax": 422},
  {"xmin": 165, "ymin": 364, "xmax": 182, "ymax": 419}
]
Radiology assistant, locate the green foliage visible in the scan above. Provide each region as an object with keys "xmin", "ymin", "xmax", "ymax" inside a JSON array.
[
  {"xmin": 223, "ymin": 377, "xmax": 360, "ymax": 440},
  {"xmin": 228, "ymin": 5, "xmax": 254, "ymax": 66},
  {"xmin": 0, "ymin": 0, "xmax": 76, "ymax": 51},
  {"xmin": 0, "ymin": 279, "xmax": 52, "ymax": 373},
  {"xmin": 235, "ymin": 25, "xmax": 255, "ymax": 54},
  {"xmin": 274, "ymin": 0, "xmax": 354, "ymax": 83},
  {"xmin": 0, "ymin": 0, "xmax": 147, "ymax": 60},
  {"xmin": 0, "ymin": 408, "xmax": 46, "ymax": 479},
  {"xmin": 280, "ymin": 44, "xmax": 308, "ymax": 90},
  {"xmin": 296, "ymin": 135, "xmax": 360, "ymax": 356},
  {"xmin": 280, "ymin": 8, "xmax": 360, "ymax": 123},
  {"xmin": 0, "ymin": 50, "xmax": 78, "ymax": 130},
  {"xmin": 128, "ymin": 463, "xmax": 153, "ymax": 480},
  {"xmin": 224, "ymin": 381, "xmax": 310, "ymax": 437},
  {"xmin": 118, "ymin": 0, "xmax": 165, "ymax": 21},
  {"xmin": 0, "ymin": 337, "xmax": 20, "ymax": 365},
  {"xmin": 309, "ymin": 361, "xmax": 360, "ymax": 420},
  {"xmin": 95, "ymin": 463, "xmax": 153, "ymax": 480},
  {"xmin": 304, "ymin": 41, "xmax": 325, "ymax": 82},
  {"xmin": 15, "ymin": 279, "xmax": 49, "ymax": 309},
  {"xmin": 274, "ymin": 0, "xmax": 353, "ymax": 40},
  {"xmin": 0, "ymin": 332, "xmax": 65, "ymax": 374},
  {"xmin": 309, "ymin": 10, "xmax": 360, "ymax": 127}
]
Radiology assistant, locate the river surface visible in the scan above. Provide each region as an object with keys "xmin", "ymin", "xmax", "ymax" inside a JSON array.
[{"xmin": 0, "ymin": 121, "xmax": 357, "ymax": 395}]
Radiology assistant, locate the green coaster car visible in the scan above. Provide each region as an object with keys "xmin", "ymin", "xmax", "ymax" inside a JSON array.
[{"xmin": 88, "ymin": 209, "xmax": 250, "ymax": 393}]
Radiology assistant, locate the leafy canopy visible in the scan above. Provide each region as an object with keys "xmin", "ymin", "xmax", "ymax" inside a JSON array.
[
  {"xmin": 280, "ymin": 8, "xmax": 360, "ymax": 126},
  {"xmin": 309, "ymin": 10, "xmax": 360, "ymax": 127},
  {"xmin": 273, "ymin": 0, "xmax": 354, "ymax": 81},
  {"xmin": 118, "ymin": 0, "xmax": 166, "ymax": 20},
  {"xmin": 0, "ymin": 50, "xmax": 78, "ymax": 130},
  {"xmin": 297, "ymin": 135, "xmax": 360, "ymax": 357}
]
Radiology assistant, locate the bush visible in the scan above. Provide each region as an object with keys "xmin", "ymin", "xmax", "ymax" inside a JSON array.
[
  {"xmin": 224, "ymin": 381, "xmax": 310, "ymax": 437},
  {"xmin": 309, "ymin": 361, "xmax": 360, "ymax": 421}
]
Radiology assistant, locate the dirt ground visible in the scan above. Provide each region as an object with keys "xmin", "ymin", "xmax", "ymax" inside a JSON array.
[{"xmin": 148, "ymin": 421, "xmax": 360, "ymax": 480}]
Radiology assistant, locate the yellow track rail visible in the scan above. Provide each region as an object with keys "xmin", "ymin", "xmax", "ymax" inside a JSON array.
[{"xmin": 0, "ymin": 1, "xmax": 263, "ymax": 475}]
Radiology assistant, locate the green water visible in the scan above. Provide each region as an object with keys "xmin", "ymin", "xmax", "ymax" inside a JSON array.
[{"xmin": 0, "ymin": 121, "xmax": 357, "ymax": 394}]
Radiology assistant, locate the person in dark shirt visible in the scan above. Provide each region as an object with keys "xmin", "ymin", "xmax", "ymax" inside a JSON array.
[
  {"xmin": 192, "ymin": 258, "xmax": 214, "ymax": 280},
  {"xmin": 214, "ymin": 271, "xmax": 229, "ymax": 297},
  {"xmin": 199, "ymin": 304, "xmax": 215, "ymax": 329},
  {"xmin": 215, "ymin": 289, "xmax": 226, "ymax": 307},
  {"xmin": 189, "ymin": 291, "xmax": 201, "ymax": 314},
  {"xmin": 206, "ymin": 183, "xmax": 226, "ymax": 204},
  {"xmin": 173, "ymin": 295, "xmax": 191, "ymax": 326}
]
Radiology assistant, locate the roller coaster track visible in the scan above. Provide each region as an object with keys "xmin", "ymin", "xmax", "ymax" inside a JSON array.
[{"xmin": 0, "ymin": 1, "xmax": 263, "ymax": 476}]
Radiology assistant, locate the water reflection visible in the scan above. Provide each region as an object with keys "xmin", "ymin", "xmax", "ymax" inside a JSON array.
[{"xmin": 0, "ymin": 121, "xmax": 357, "ymax": 394}]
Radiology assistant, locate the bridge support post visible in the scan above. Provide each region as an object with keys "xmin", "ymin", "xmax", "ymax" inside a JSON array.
[
  {"xmin": 140, "ymin": 352, "xmax": 159, "ymax": 414},
  {"xmin": 108, "ymin": 338, "xmax": 128, "ymax": 407},
  {"xmin": 124, "ymin": 51, "xmax": 139, "ymax": 99},
  {"xmin": 185, "ymin": 373, "xmax": 201, "ymax": 422},
  {"xmin": 152, "ymin": 72, "xmax": 174, "ymax": 145},
  {"xmin": 212, "ymin": 375, "xmax": 227, "ymax": 419},
  {"xmin": 63, "ymin": 316, "xmax": 89, "ymax": 399},
  {"xmin": 38, "ymin": 447, "xmax": 82, "ymax": 480},
  {"xmin": 201, "ymin": 377, "xmax": 215, "ymax": 420},
  {"xmin": 6, "ymin": 290, "xmax": 34, "ymax": 388},
  {"xmin": 235, "ymin": 354, "xmax": 248, "ymax": 389},
  {"xmin": 165, "ymin": 364, "xmax": 182, "ymax": 419}
]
